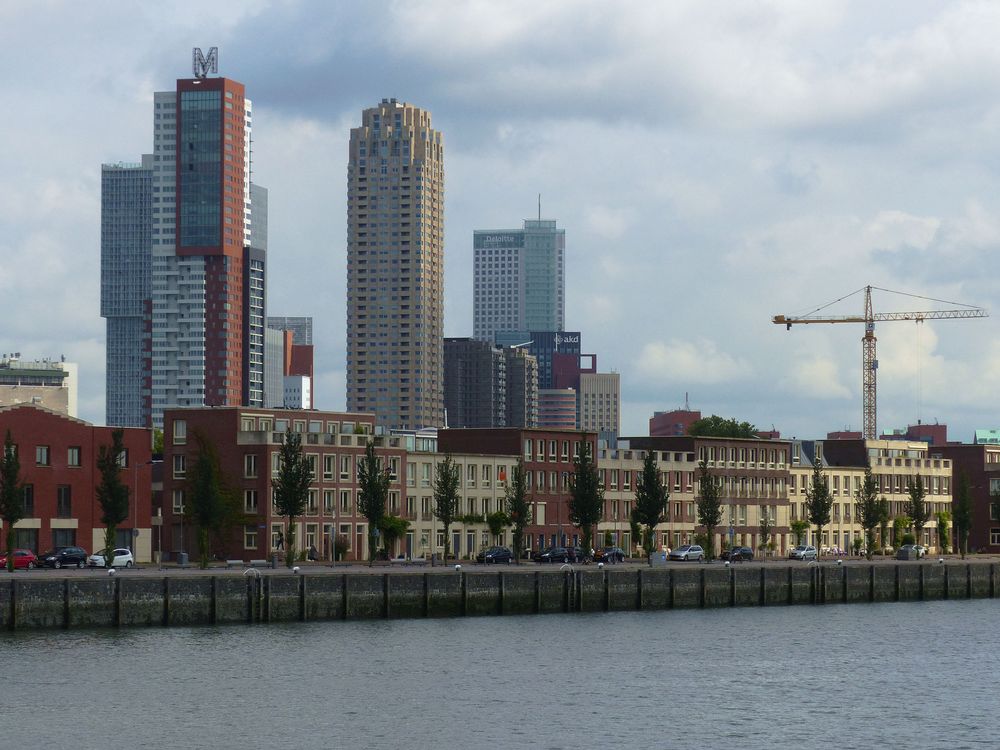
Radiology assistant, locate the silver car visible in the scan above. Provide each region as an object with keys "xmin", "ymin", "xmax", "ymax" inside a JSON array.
[
  {"xmin": 87, "ymin": 548, "xmax": 135, "ymax": 568},
  {"xmin": 668, "ymin": 544, "xmax": 704, "ymax": 561},
  {"xmin": 788, "ymin": 544, "xmax": 817, "ymax": 560}
]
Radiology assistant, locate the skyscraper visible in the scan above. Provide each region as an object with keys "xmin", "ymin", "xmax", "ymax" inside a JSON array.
[
  {"xmin": 473, "ymin": 218, "xmax": 565, "ymax": 342},
  {"xmin": 346, "ymin": 99, "xmax": 444, "ymax": 431},
  {"xmin": 101, "ymin": 156, "xmax": 153, "ymax": 426},
  {"xmin": 103, "ymin": 53, "xmax": 267, "ymax": 428}
]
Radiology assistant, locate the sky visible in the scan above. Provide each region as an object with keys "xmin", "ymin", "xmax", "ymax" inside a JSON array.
[{"xmin": 2, "ymin": 0, "xmax": 1000, "ymax": 442}]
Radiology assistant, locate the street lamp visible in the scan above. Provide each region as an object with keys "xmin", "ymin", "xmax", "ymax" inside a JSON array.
[{"xmin": 131, "ymin": 459, "xmax": 160, "ymax": 563}]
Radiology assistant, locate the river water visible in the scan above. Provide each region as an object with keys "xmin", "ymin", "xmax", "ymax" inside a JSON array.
[{"xmin": 2, "ymin": 600, "xmax": 995, "ymax": 749}]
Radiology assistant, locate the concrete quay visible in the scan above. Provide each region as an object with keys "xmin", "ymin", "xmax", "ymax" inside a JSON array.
[{"xmin": 0, "ymin": 559, "xmax": 996, "ymax": 631}]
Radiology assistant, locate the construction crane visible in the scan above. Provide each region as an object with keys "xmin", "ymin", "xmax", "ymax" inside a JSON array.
[{"xmin": 773, "ymin": 285, "xmax": 988, "ymax": 440}]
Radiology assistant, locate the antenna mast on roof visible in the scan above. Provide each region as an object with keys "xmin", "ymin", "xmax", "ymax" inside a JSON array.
[{"xmin": 538, "ymin": 193, "xmax": 541, "ymax": 221}]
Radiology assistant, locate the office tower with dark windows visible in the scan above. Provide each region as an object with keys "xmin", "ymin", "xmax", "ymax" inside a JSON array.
[
  {"xmin": 346, "ymin": 99, "xmax": 444, "ymax": 431},
  {"xmin": 101, "ymin": 156, "xmax": 153, "ymax": 427},
  {"xmin": 473, "ymin": 218, "xmax": 565, "ymax": 343}
]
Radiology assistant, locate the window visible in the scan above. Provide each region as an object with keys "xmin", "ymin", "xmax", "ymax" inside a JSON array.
[
  {"xmin": 67, "ymin": 447, "xmax": 81, "ymax": 467},
  {"xmin": 244, "ymin": 454, "xmax": 258, "ymax": 478},
  {"xmin": 35, "ymin": 445, "xmax": 50, "ymax": 466},
  {"xmin": 307, "ymin": 489, "xmax": 318, "ymax": 514},
  {"xmin": 340, "ymin": 490, "xmax": 352, "ymax": 514},
  {"xmin": 307, "ymin": 454, "xmax": 318, "ymax": 480},
  {"xmin": 172, "ymin": 454, "xmax": 186, "ymax": 479},
  {"xmin": 172, "ymin": 490, "xmax": 185, "ymax": 513},
  {"xmin": 524, "ymin": 439, "xmax": 532, "ymax": 460},
  {"xmin": 244, "ymin": 525, "xmax": 258, "ymax": 550},
  {"xmin": 324, "ymin": 490, "xmax": 334, "ymax": 513},
  {"xmin": 324, "ymin": 455, "xmax": 336, "ymax": 481},
  {"xmin": 243, "ymin": 489, "xmax": 258, "ymax": 513},
  {"xmin": 340, "ymin": 455, "xmax": 352, "ymax": 481},
  {"xmin": 173, "ymin": 419, "xmax": 187, "ymax": 444},
  {"xmin": 23, "ymin": 484, "xmax": 34, "ymax": 516},
  {"xmin": 56, "ymin": 485, "xmax": 72, "ymax": 518},
  {"xmin": 407, "ymin": 461, "xmax": 416, "ymax": 487},
  {"xmin": 271, "ymin": 452, "xmax": 281, "ymax": 478}
]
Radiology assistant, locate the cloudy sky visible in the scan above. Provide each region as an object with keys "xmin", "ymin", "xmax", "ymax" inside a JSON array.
[{"xmin": 3, "ymin": 0, "xmax": 1000, "ymax": 442}]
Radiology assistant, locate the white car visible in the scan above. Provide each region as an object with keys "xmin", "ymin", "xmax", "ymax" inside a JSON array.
[{"xmin": 88, "ymin": 548, "xmax": 135, "ymax": 568}]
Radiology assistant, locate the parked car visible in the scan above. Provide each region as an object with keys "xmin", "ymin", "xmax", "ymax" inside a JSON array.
[
  {"xmin": 476, "ymin": 546, "xmax": 513, "ymax": 564},
  {"xmin": 595, "ymin": 546, "xmax": 626, "ymax": 563},
  {"xmin": 668, "ymin": 544, "xmax": 704, "ymax": 561},
  {"xmin": 37, "ymin": 546, "xmax": 88, "ymax": 569},
  {"xmin": 896, "ymin": 544, "xmax": 926, "ymax": 560},
  {"xmin": 0, "ymin": 549, "xmax": 38, "ymax": 570},
  {"xmin": 913, "ymin": 545, "xmax": 928, "ymax": 558},
  {"xmin": 87, "ymin": 548, "xmax": 135, "ymax": 568},
  {"xmin": 721, "ymin": 546, "xmax": 754, "ymax": 562},
  {"xmin": 536, "ymin": 546, "xmax": 570, "ymax": 563},
  {"xmin": 788, "ymin": 545, "xmax": 817, "ymax": 560}
]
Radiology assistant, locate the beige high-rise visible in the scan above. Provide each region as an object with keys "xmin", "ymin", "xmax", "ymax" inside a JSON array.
[{"xmin": 346, "ymin": 99, "xmax": 444, "ymax": 430}]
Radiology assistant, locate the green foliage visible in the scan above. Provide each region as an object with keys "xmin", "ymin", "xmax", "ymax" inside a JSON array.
[
  {"xmin": 633, "ymin": 449, "xmax": 669, "ymax": 563},
  {"xmin": 805, "ymin": 455, "xmax": 833, "ymax": 555},
  {"xmin": 878, "ymin": 498, "xmax": 891, "ymax": 552},
  {"xmin": 96, "ymin": 429, "xmax": 130, "ymax": 568},
  {"xmin": 486, "ymin": 511, "xmax": 509, "ymax": 542},
  {"xmin": 900, "ymin": 532, "xmax": 916, "ymax": 546},
  {"xmin": 628, "ymin": 507, "xmax": 642, "ymax": 552},
  {"xmin": 852, "ymin": 536, "xmax": 864, "ymax": 554},
  {"xmin": 855, "ymin": 466, "xmax": 881, "ymax": 561},
  {"xmin": 333, "ymin": 533, "xmax": 351, "ymax": 561},
  {"xmin": 460, "ymin": 513, "xmax": 485, "ymax": 525},
  {"xmin": 790, "ymin": 518, "xmax": 809, "ymax": 546},
  {"xmin": 378, "ymin": 514, "xmax": 410, "ymax": 556},
  {"xmin": 568, "ymin": 442, "xmax": 604, "ymax": 557},
  {"xmin": 152, "ymin": 428, "xmax": 164, "ymax": 455},
  {"xmin": 603, "ymin": 529, "xmax": 613, "ymax": 546},
  {"xmin": 892, "ymin": 515, "xmax": 911, "ymax": 549},
  {"xmin": 273, "ymin": 429, "xmax": 313, "ymax": 568},
  {"xmin": 696, "ymin": 460, "xmax": 724, "ymax": 559},
  {"xmin": 186, "ymin": 430, "xmax": 237, "ymax": 569},
  {"xmin": 935, "ymin": 510, "xmax": 951, "ymax": 554},
  {"xmin": 953, "ymin": 472, "xmax": 973, "ymax": 559},
  {"xmin": 905, "ymin": 476, "xmax": 930, "ymax": 547},
  {"xmin": 503, "ymin": 459, "xmax": 531, "ymax": 564},
  {"xmin": 688, "ymin": 415, "xmax": 757, "ymax": 438},
  {"xmin": 433, "ymin": 455, "xmax": 461, "ymax": 563},
  {"xmin": 358, "ymin": 440, "xmax": 390, "ymax": 566},
  {"xmin": 759, "ymin": 506, "xmax": 773, "ymax": 550},
  {"xmin": 0, "ymin": 430, "xmax": 24, "ymax": 572}
]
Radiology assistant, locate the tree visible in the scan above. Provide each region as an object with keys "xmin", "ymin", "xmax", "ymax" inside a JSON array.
[
  {"xmin": 152, "ymin": 428, "xmax": 164, "ymax": 455},
  {"xmin": 856, "ymin": 466, "xmax": 881, "ymax": 561},
  {"xmin": 567, "ymin": 441, "xmax": 603, "ymax": 558},
  {"xmin": 905, "ymin": 475, "xmax": 930, "ymax": 548},
  {"xmin": 877, "ymin": 498, "xmax": 890, "ymax": 553},
  {"xmin": 633, "ymin": 449, "xmax": 669, "ymax": 563},
  {"xmin": 186, "ymin": 430, "xmax": 233, "ymax": 569},
  {"xmin": 790, "ymin": 518, "xmax": 809, "ymax": 546},
  {"xmin": 358, "ymin": 440, "xmax": 390, "ymax": 566},
  {"xmin": 96, "ymin": 429, "xmax": 130, "ymax": 568},
  {"xmin": 273, "ymin": 429, "xmax": 312, "ymax": 568},
  {"xmin": 433, "ymin": 455, "xmax": 460, "ymax": 564},
  {"xmin": 696, "ymin": 460, "xmax": 724, "ymax": 560},
  {"xmin": 628, "ymin": 507, "xmax": 642, "ymax": 554},
  {"xmin": 378, "ymin": 514, "xmax": 410, "ymax": 557},
  {"xmin": 688, "ymin": 415, "xmax": 757, "ymax": 438},
  {"xmin": 953, "ymin": 472, "xmax": 973, "ymax": 559},
  {"xmin": 758, "ymin": 506, "xmax": 773, "ymax": 555},
  {"xmin": 503, "ymin": 459, "xmax": 531, "ymax": 564},
  {"xmin": 486, "ymin": 511, "xmax": 509, "ymax": 545},
  {"xmin": 935, "ymin": 510, "xmax": 951, "ymax": 554},
  {"xmin": 805, "ymin": 455, "xmax": 833, "ymax": 556},
  {"xmin": 893, "ymin": 515, "xmax": 911, "ymax": 547},
  {"xmin": 0, "ymin": 430, "xmax": 24, "ymax": 572}
]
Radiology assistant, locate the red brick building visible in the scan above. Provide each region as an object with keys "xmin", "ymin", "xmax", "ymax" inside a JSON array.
[
  {"xmin": 438, "ymin": 427, "xmax": 599, "ymax": 550},
  {"xmin": 161, "ymin": 407, "xmax": 407, "ymax": 562},
  {"xmin": 936, "ymin": 443, "xmax": 1000, "ymax": 553},
  {"xmin": 0, "ymin": 404, "xmax": 153, "ymax": 558}
]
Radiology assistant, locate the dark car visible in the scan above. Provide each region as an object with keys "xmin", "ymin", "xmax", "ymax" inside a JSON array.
[
  {"xmin": 721, "ymin": 546, "xmax": 754, "ymax": 562},
  {"xmin": 38, "ymin": 546, "xmax": 88, "ymax": 569},
  {"xmin": 536, "ymin": 546, "xmax": 571, "ymax": 563},
  {"xmin": 476, "ymin": 546, "xmax": 513, "ymax": 564},
  {"xmin": 595, "ymin": 546, "xmax": 626, "ymax": 563}
]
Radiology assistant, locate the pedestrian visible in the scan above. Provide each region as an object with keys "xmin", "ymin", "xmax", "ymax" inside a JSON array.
[{"xmin": 276, "ymin": 531, "xmax": 284, "ymax": 550}]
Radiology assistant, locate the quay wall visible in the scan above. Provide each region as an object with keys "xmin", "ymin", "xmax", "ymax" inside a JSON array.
[{"xmin": 0, "ymin": 562, "xmax": 996, "ymax": 631}]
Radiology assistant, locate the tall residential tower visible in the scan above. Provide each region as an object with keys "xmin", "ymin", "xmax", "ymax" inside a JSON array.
[
  {"xmin": 346, "ymin": 99, "xmax": 444, "ymax": 431},
  {"xmin": 102, "ymin": 52, "xmax": 268, "ymax": 428}
]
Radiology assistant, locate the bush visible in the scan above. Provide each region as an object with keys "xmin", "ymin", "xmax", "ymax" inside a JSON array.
[{"xmin": 900, "ymin": 533, "xmax": 916, "ymax": 546}]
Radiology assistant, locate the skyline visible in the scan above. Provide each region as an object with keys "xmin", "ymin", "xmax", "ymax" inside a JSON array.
[{"xmin": 3, "ymin": 1, "xmax": 1000, "ymax": 441}]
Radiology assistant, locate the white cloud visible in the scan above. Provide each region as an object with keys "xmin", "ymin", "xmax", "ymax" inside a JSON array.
[{"xmin": 635, "ymin": 339, "xmax": 752, "ymax": 386}]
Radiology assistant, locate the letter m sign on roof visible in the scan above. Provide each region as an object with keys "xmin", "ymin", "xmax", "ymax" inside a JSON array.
[{"xmin": 192, "ymin": 47, "xmax": 218, "ymax": 79}]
